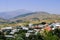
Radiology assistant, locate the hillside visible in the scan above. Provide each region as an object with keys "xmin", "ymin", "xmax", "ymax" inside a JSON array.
[
  {"xmin": 0, "ymin": 11, "xmax": 60, "ymax": 26},
  {"xmin": 10, "ymin": 12, "xmax": 60, "ymax": 22},
  {"xmin": 0, "ymin": 18, "xmax": 8, "ymax": 24},
  {"xmin": 0, "ymin": 11, "xmax": 60, "ymax": 24},
  {"xmin": 0, "ymin": 9, "xmax": 31, "ymax": 19}
]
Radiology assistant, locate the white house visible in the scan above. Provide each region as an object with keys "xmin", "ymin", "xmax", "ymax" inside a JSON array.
[
  {"xmin": 1, "ymin": 27, "xmax": 13, "ymax": 30},
  {"xmin": 29, "ymin": 23, "xmax": 33, "ymax": 28}
]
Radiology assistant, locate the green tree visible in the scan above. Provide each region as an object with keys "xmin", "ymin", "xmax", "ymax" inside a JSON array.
[{"xmin": 43, "ymin": 30, "xmax": 59, "ymax": 40}]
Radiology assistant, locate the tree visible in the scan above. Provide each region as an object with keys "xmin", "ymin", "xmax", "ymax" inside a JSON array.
[{"xmin": 43, "ymin": 30, "xmax": 59, "ymax": 40}]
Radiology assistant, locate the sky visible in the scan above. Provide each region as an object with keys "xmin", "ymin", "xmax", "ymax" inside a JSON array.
[{"xmin": 0, "ymin": 0, "xmax": 60, "ymax": 14}]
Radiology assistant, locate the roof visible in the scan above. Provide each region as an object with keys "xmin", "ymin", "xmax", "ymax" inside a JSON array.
[
  {"xmin": 1, "ymin": 27, "xmax": 12, "ymax": 30},
  {"xmin": 5, "ymin": 35, "xmax": 15, "ymax": 38}
]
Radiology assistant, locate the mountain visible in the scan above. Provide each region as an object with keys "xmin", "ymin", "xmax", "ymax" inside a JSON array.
[
  {"xmin": 0, "ymin": 17, "xmax": 8, "ymax": 24},
  {"xmin": 0, "ymin": 9, "xmax": 60, "ymax": 23},
  {"xmin": 0, "ymin": 9, "xmax": 31, "ymax": 19},
  {"xmin": 11, "ymin": 11, "xmax": 60, "ymax": 22}
]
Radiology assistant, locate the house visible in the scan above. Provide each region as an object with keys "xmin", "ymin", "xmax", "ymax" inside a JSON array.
[
  {"xmin": 21, "ymin": 27, "xmax": 29, "ymax": 30},
  {"xmin": 9, "ymin": 29, "xmax": 19, "ymax": 35},
  {"xmin": 1, "ymin": 27, "xmax": 13, "ymax": 30},
  {"xmin": 27, "ymin": 30, "xmax": 35, "ymax": 33},
  {"xmin": 1, "ymin": 27, "xmax": 13, "ymax": 35},
  {"xmin": 29, "ymin": 23, "xmax": 33, "ymax": 28},
  {"xmin": 25, "ymin": 33, "xmax": 30, "ymax": 37},
  {"xmin": 5, "ymin": 35, "xmax": 15, "ymax": 38},
  {"xmin": 51, "ymin": 22, "xmax": 60, "ymax": 29}
]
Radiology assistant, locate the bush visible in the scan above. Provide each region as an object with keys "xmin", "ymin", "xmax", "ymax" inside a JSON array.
[
  {"xmin": 43, "ymin": 30, "xmax": 59, "ymax": 40},
  {"xmin": 54, "ymin": 29, "xmax": 60, "ymax": 38}
]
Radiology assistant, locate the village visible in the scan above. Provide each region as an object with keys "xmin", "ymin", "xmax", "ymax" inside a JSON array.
[{"xmin": 0, "ymin": 21, "xmax": 60, "ymax": 40}]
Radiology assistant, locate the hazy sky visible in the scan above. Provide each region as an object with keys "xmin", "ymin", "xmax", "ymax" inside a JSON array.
[{"xmin": 0, "ymin": 0, "xmax": 60, "ymax": 14}]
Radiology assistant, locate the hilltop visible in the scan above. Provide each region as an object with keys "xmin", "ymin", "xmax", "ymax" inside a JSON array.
[
  {"xmin": 0, "ymin": 9, "xmax": 31, "ymax": 19},
  {"xmin": 0, "ymin": 9, "xmax": 60, "ymax": 24},
  {"xmin": 10, "ymin": 11, "xmax": 60, "ymax": 23}
]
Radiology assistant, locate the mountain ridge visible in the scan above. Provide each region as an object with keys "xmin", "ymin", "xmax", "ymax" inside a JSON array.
[
  {"xmin": 0, "ymin": 9, "xmax": 60, "ymax": 23},
  {"xmin": 0, "ymin": 9, "xmax": 31, "ymax": 19},
  {"xmin": 10, "ymin": 11, "xmax": 60, "ymax": 22}
]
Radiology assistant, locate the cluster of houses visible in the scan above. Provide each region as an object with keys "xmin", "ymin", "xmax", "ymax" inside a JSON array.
[{"xmin": 0, "ymin": 21, "xmax": 60, "ymax": 39}]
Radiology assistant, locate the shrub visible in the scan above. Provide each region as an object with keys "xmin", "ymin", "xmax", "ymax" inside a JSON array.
[{"xmin": 43, "ymin": 30, "xmax": 59, "ymax": 40}]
